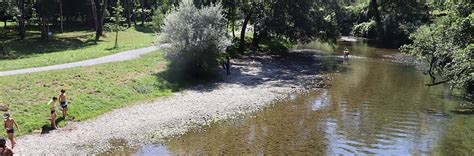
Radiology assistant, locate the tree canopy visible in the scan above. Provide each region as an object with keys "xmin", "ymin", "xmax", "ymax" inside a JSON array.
[{"xmin": 401, "ymin": 4, "xmax": 473, "ymax": 93}]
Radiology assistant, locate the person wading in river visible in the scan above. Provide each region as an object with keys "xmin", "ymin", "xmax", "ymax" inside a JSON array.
[
  {"xmin": 343, "ymin": 47, "xmax": 350, "ymax": 59},
  {"xmin": 3, "ymin": 113, "xmax": 19, "ymax": 149}
]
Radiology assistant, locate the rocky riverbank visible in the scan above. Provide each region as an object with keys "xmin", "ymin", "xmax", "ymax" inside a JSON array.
[{"xmin": 15, "ymin": 53, "xmax": 329, "ymax": 154}]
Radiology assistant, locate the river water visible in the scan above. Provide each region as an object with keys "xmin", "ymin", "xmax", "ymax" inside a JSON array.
[{"xmin": 101, "ymin": 40, "xmax": 473, "ymax": 155}]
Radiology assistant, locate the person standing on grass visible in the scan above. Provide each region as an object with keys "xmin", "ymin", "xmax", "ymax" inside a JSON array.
[
  {"xmin": 48, "ymin": 97, "xmax": 58, "ymax": 129},
  {"xmin": 0, "ymin": 137, "xmax": 13, "ymax": 156},
  {"xmin": 59, "ymin": 89, "xmax": 68, "ymax": 118},
  {"xmin": 3, "ymin": 113, "xmax": 19, "ymax": 149}
]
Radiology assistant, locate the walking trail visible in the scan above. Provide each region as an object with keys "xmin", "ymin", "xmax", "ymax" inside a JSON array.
[
  {"xmin": 14, "ymin": 53, "xmax": 328, "ymax": 154},
  {"xmin": 0, "ymin": 44, "xmax": 169, "ymax": 76}
]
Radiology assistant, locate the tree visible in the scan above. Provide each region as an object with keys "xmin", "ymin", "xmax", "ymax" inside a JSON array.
[
  {"xmin": 139, "ymin": 0, "xmax": 144, "ymax": 25},
  {"xmin": 36, "ymin": 0, "xmax": 57, "ymax": 40},
  {"xmin": 0, "ymin": 1, "xmax": 14, "ymax": 28},
  {"xmin": 15, "ymin": 0, "xmax": 26, "ymax": 40},
  {"xmin": 162, "ymin": 0, "xmax": 230, "ymax": 78},
  {"xmin": 58, "ymin": 0, "xmax": 63, "ymax": 32},
  {"xmin": 124, "ymin": 0, "xmax": 132, "ymax": 27},
  {"xmin": 91, "ymin": 0, "xmax": 108, "ymax": 41},
  {"xmin": 350, "ymin": 0, "xmax": 429, "ymax": 47},
  {"xmin": 401, "ymin": 4, "xmax": 473, "ymax": 94},
  {"xmin": 106, "ymin": 0, "xmax": 126, "ymax": 48},
  {"xmin": 239, "ymin": 2, "xmax": 251, "ymax": 52}
]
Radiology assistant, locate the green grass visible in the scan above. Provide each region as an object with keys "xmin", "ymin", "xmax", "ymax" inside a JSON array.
[
  {"xmin": 0, "ymin": 49, "xmax": 174, "ymax": 136},
  {"xmin": 0, "ymin": 26, "xmax": 157, "ymax": 71},
  {"xmin": 0, "ymin": 21, "xmax": 16, "ymax": 28}
]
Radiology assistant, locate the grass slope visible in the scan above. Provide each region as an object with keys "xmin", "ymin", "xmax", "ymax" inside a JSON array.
[
  {"xmin": 0, "ymin": 26, "xmax": 157, "ymax": 71},
  {"xmin": 0, "ymin": 50, "xmax": 172, "ymax": 136}
]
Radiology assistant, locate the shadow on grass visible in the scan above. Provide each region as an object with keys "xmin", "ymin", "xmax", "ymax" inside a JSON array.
[
  {"xmin": 40, "ymin": 117, "xmax": 65, "ymax": 134},
  {"xmin": 1, "ymin": 32, "xmax": 97, "ymax": 60},
  {"xmin": 133, "ymin": 25, "xmax": 156, "ymax": 34}
]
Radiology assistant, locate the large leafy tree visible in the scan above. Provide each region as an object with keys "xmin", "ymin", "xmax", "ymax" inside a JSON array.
[
  {"xmin": 401, "ymin": 4, "xmax": 473, "ymax": 94},
  {"xmin": 350, "ymin": 0, "xmax": 429, "ymax": 47},
  {"xmin": 238, "ymin": 0, "xmax": 339, "ymax": 52}
]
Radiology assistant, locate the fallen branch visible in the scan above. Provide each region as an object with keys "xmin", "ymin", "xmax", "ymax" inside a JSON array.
[{"xmin": 425, "ymin": 79, "xmax": 449, "ymax": 86}]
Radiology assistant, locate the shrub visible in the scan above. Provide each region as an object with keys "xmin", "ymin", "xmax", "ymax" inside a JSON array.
[
  {"xmin": 352, "ymin": 20, "xmax": 376, "ymax": 38},
  {"xmin": 161, "ymin": 0, "xmax": 230, "ymax": 79}
]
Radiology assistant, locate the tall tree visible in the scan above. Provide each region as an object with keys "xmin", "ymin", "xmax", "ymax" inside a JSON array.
[
  {"xmin": 140, "ymin": 0, "xmax": 144, "ymax": 25},
  {"xmin": 15, "ymin": 0, "xmax": 26, "ymax": 40},
  {"xmin": 59, "ymin": 0, "xmax": 64, "ymax": 32},
  {"xmin": 106, "ymin": 0, "xmax": 125, "ymax": 48},
  {"xmin": 239, "ymin": 9, "xmax": 251, "ymax": 52},
  {"xmin": 125, "ymin": 0, "xmax": 132, "ymax": 27},
  {"xmin": 37, "ymin": 0, "xmax": 57, "ymax": 40},
  {"xmin": 369, "ymin": 0, "xmax": 384, "ymax": 41},
  {"xmin": 91, "ymin": 0, "xmax": 108, "ymax": 41}
]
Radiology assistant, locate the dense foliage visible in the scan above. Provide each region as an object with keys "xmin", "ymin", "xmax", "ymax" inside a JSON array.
[
  {"xmin": 0, "ymin": 0, "xmax": 472, "ymax": 94},
  {"xmin": 401, "ymin": 4, "xmax": 473, "ymax": 94},
  {"xmin": 346, "ymin": 0, "xmax": 430, "ymax": 47},
  {"xmin": 162, "ymin": 0, "xmax": 230, "ymax": 78}
]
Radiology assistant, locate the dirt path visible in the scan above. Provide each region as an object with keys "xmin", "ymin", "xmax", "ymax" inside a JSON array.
[
  {"xmin": 0, "ymin": 44, "xmax": 169, "ymax": 76},
  {"xmin": 14, "ymin": 53, "xmax": 328, "ymax": 154}
]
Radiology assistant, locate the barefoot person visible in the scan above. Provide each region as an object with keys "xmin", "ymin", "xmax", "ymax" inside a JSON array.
[
  {"xmin": 59, "ymin": 89, "xmax": 68, "ymax": 118},
  {"xmin": 48, "ymin": 97, "xmax": 58, "ymax": 129},
  {"xmin": 225, "ymin": 56, "xmax": 231, "ymax": 75},
  {"xmin": 0, "ymin": 137, "xmax": 13, "ymax": 156},
  {"xmin": 3, "ymin": 113, "xmax": 19, "ymax": 149},
  {"xmin": 343, "ymin": 47, "xmax": 350, "ymax": 59}
]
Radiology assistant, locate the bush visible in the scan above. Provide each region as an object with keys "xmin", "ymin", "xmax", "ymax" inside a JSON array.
[
  {"xmin": 352, "ymin": 20, "xmax": 376, "ymax": 38},
  {"xmin": 161, "ymin": 0, "xmax": 230, "ymax": 79}
]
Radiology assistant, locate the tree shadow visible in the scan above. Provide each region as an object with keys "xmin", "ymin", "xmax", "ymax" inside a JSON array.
[
  {"xmin": 1, "ymin": 33, "xmax": 97, "ymax": 60},
  {"xmin": 133, "ymin": 25, "xmax": 156, "ymax": 34},
  {"xmin": 156, "ymin": 51, "xmax": 345, "ymax": 93}
]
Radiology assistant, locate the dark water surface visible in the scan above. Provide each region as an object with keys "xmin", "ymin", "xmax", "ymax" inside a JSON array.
[{"xmin": 101, "ymin": 40, "xmax": 473, "ymax": 155}]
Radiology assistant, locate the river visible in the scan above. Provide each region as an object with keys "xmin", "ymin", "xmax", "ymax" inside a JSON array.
[{"xmin": 101, "ymin": 39, "xmax": 473, "ymax": 155}]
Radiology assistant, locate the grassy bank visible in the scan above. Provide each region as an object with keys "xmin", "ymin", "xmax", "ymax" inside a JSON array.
[
  {"xmin": 0, "ymin": 49, "xmax": 173, "ymax": 136},
  {"xmin": 0, "ymin": 26, "xmax": 157, "ymax": 71}
]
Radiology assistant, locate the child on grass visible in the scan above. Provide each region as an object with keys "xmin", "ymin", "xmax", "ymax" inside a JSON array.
[{"xmin": 3, "ymin": 113, "xmax": 19, "ymax": 149}]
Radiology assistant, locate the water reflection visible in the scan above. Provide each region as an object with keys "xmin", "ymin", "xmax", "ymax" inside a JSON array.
[{"xmin": 104, "ymin": 40, "xmax": 472, "ymax": 155}]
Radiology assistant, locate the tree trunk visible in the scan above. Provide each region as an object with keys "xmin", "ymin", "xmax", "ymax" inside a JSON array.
[
  {"xmin": 59, "ymin": 0, "xmax": 64, "ymax": 32},
  {"xmin": 239, "ymin": 12, "xmax": 252, "ymax": 52},
  {"xmin": 126, "ymin": 0, "xmax": 131, "ymax": 27},
  {"xmin": 131, "ymin": 0, "xmax": 136, "ymax": 25},
  {"xmin": 91, "ymin": 0, "xmax": 98, "ymax": 32},
  {"xmin": 251, "ymin": 25, "xmax": 259, "ymax": 50},
  {"xmin": 140, "ymin": 0, "xmax": 145, "ymax": 26},
  {"xmin": 231, "ymin": 18, "xmax": 235, "ymax": 38},
  {"xmin": 40, "ymin": 16, "xmax": 48, "ymax": 40},
  {"xmin": 95, "ymin": 0, "xmax": 108, "ymax": 41},
  {"xmin": 17, "ymin": 0, "xmax": 26, "ymax": 40},
  {"xmin": 114, "ymin": 31, "xmax": 118, "ymax": 48},
  {"xmin": 370, "ymin": 0, "xmax": 384, "ymax": 41}
]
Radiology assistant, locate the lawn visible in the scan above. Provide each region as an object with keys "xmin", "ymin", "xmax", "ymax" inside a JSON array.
[
  {"xmin": 0, "ymin": 25, "xmax": 157, "ymax": 71},
  {"xmin": 0, "ymin": 49, "xmax": 173, "ymax": 136}
]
